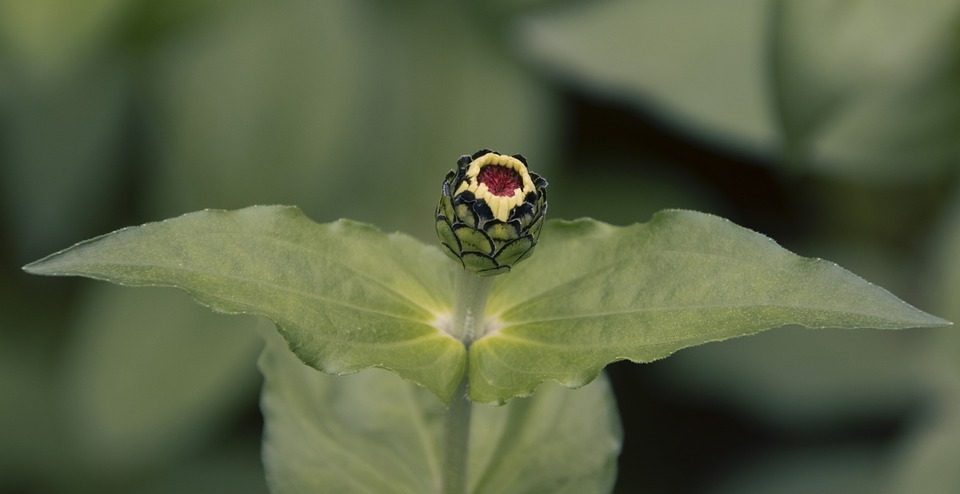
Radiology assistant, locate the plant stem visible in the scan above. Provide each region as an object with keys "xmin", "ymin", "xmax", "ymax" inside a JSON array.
[
  {"xmin": 449, "ymin": 268, "xmax": 495, "ymax": 344},
  {"xmin": 441, "ymin": 269, "xmax": 494, "ymax": 494},
  {"xmin": 442, "ymin": 378, "xmax": 473, "ymax": 494}
]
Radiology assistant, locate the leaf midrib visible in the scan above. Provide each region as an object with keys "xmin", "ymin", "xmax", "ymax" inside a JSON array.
[
  {"xmin": 498, "ymin": 302, "xmax": 882, "ymax": 326},
  {"xmin": 70, "ymin": 259, "xmax": 436, "ymax": 327}
]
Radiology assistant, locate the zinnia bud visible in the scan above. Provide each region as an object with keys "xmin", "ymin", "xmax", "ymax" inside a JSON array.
[{"xmin": 436, "ymin": 149, "xmax": 548, "ymax": 276}]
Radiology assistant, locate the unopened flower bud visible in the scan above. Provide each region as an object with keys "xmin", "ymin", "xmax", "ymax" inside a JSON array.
[{"xmin": 435, "ymin": 149, "xmax": 548, "ymax": 276}]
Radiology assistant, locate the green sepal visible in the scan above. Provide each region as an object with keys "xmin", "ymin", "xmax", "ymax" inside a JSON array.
[
  {"xmin": 439, "ymin": 193, "xmax": 456, "ymax": 223},
  {"xmin": 485, "ymin": 222, "xmax": 519, "ymax": 242},
  {"xmin": 495, "ymin": 236, "xmax": 535, "ymax": 266},
  {"xmin": 455, "ymin": 203, "xmax": 478, "ymax": 228},
  {"xmin": 455, "ymin": 225, "xmax": 496, "ymax": 254},
  {"xmin": 436, "ymin": 218, "xmax": 462, "ymax": 263},
  {"xmin": 462, "ymin": 252, "xmax": 499, "ymax": 273},
  {"xmin": 478, "ymin": 265, "xmax": 511, "ymax": 277}
]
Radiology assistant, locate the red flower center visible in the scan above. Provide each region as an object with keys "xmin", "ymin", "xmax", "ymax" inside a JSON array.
[{"xmin": 477, "ymin": 165, "xmax": 522, "ymax": 197}]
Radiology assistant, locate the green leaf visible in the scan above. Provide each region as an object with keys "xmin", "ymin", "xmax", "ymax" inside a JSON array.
[
  {"xmin": 259, "ymin": 326, "xmax": 620, "ymax": 494},
  {"xmin": 517, "ymin": 0, "xmax": 776, "ymax": 155},
  {"xmin": 24, "ymin": 206, "xmax": 465, "ymax": 403},
  {"xmin": 470, "ymin": 212, "xmax": 951, "ymax": 404},
  {"xmin": 518, "ymin": 0, "xmax": 960, "ymax": 182},
  {"xmin": 769, "ymin": 0, "xmax": 960, "ymax": 181},
  {"xmin": 24, "ymin": 205, "xmax": 950, "ymax": 409},
  {"xmin": 62, "ymin": 285, "xmax": 263, "ymax": 472}
]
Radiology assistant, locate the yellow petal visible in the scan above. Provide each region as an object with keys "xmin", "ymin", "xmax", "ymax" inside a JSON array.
[{"xmin": 496, "ymin": 198, "xmax": 510, "ymax": 222}]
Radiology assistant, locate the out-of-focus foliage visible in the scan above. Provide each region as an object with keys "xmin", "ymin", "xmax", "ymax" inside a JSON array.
[
  {"xmin": 3, "ymin": 0, "xmax": 957, "ymax": 493},
  {"xmin": 518, "ymin": 0, "xmax": 777, "ymax": 155},
  {"xmin": 518, "ymin": 0, "xmax": 960, "ymax": 183},
  {"xmin": 62, "ymin": 285, "xmax": 262, "ymax": 473},
  {"xmin": 142, "ymin": 0, "xmax": 558, "ymax": 235},
  {"xmin": 882, "ymin": 196, "xmax": 960, "ymax": 494}
]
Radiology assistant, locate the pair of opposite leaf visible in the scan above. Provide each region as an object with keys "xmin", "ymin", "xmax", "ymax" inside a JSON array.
[{"xmin": 24, "ymin": 150, "xmax": 951, "ymax": 405}]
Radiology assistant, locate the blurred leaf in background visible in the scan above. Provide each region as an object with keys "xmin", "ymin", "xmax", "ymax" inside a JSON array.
[
  {"xmin": 883, "ymin": 194, "xmax": 960, "ymax": 494},
  {"xmin": 517, "ymin": 0, "xmax": 777, "ymax": 159},
  {"xmin": 517, "ymin": 0, "xmax": 960, "ymax": 182},
  {"xmin": 769, "ymin": 0, "xmax": 960, "ymax": 181},
  {"xmin": 140, "ymin": 0, "xmax": 558, "ymax": 237},
  {"xmin": 61, "ymin": 285, "xmax": 262, "ymax": 475}
]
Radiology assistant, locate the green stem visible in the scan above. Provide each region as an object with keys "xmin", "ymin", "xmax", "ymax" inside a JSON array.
[
  {"xmin": 449, "ymin": 269, "xmax": 495, "ymax": 344},
  {"xmin": 442, "ymin": 379, "xmax": 473, "ymax": 494},
  {"xmin": 441, "ymin": 269, "xmax": 494, "ymax": 494}
]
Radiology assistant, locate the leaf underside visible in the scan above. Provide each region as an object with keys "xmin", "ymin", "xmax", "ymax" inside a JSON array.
[{"xmin": 259, "ymin": 326, "xmax": 621, "ymax": 494}]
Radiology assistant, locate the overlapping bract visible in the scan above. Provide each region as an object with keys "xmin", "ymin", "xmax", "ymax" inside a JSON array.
[{"xmin": 435, "ymin": 149, "xmax": 548, "ymax": 276}]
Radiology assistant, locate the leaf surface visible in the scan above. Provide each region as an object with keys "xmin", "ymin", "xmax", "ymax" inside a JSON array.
[
  {"xmin": 471, "ymin": 212, "xmax": 950, "ymax": 403},
  {"xmin": 24, "ymin": 206, "xmax": 950, "ymax": 407},
  {"xmin": 24, "ymin": 205, "xmax": 465, "ymax": 402},
  {"xmin": 259, "ymin": 326, "xmax": 620, "ymax": 494}
]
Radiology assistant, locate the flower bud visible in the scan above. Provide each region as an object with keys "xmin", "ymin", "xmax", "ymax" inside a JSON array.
[{"xmin": 436, "ymin": 149, "xmax": 548, "ymax": 276}]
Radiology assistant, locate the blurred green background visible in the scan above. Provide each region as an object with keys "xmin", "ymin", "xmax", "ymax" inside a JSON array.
[{"xmin": 2, "ymin": 0, "xmax": 958, "ymax": 493}]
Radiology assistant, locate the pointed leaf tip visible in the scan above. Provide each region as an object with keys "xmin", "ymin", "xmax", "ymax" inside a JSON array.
[
  {"xmin": 21, "ymin": 205, "xmax": 465, "ymax": 402},
  {"xmin": 471, "ymin": 211, "xmax": 951, "ymax": 404}
]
